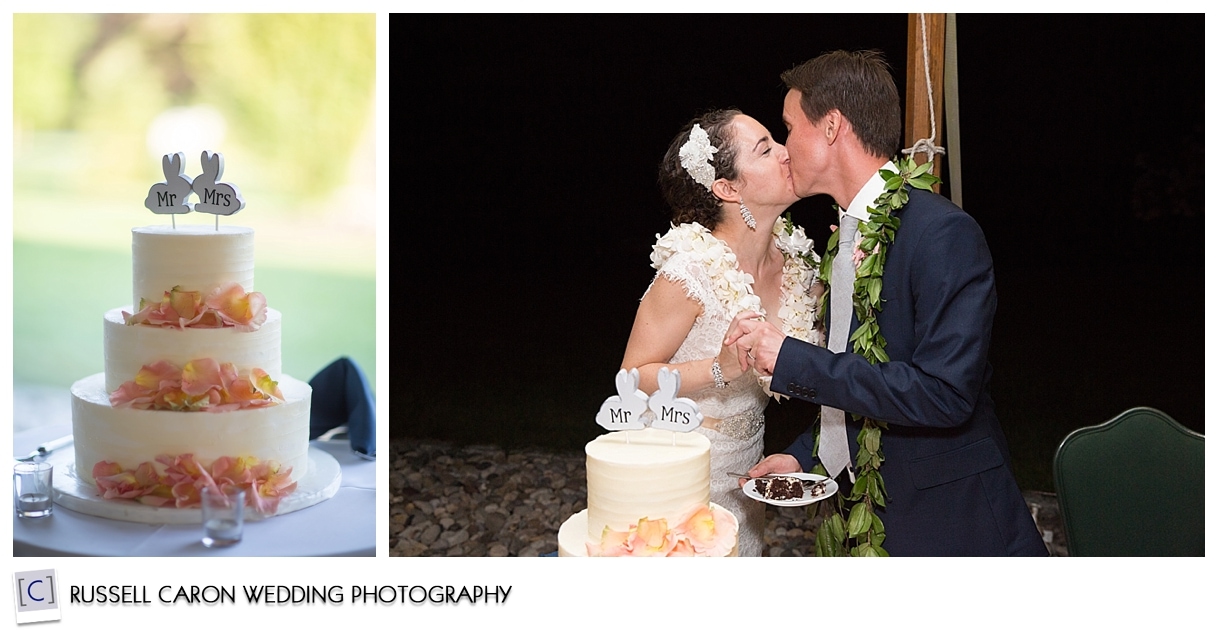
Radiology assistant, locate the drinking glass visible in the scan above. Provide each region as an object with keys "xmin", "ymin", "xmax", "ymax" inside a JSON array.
[
  {"xmin": 14, "ymin": 462, "xmax": 54, "ymax": 518},
  {"xmin": 201, "ymin": 487, "xmax": 245, "ymax": 548}
]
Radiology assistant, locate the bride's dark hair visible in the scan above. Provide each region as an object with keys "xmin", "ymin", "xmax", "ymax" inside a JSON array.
[{"xmin": 658, "ymin": 109, "xmax": 741, "ymax": 229}]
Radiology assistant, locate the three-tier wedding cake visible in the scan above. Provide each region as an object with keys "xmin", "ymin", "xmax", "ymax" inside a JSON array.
[{"xmin": 66, "ymin": 151, "xmax": 313, "ymax": 516}]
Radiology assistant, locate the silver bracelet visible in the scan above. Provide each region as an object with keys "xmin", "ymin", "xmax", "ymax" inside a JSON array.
[{"xmin": 711, "ymin": 358, "xmax": 729, "ymax": 389}]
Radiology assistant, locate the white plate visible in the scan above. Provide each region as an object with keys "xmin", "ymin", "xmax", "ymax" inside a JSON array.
[{"xmin": 742, "ymin": 472, "xmax": 838, "ymax": 507}]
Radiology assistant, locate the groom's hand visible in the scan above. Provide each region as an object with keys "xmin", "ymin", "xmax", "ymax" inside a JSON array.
[
  {"xmin": 723, "ymin": 311, "xmax": 784, "ymax": 376},
  {"xmin": 740, "ymin": 454, "xmax": 802, "ymax": 487}
]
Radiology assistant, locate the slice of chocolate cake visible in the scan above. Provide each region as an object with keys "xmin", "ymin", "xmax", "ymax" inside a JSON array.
[{"xmin": 755, "ymin": 476, "xmax": 805, "ymax": 500}]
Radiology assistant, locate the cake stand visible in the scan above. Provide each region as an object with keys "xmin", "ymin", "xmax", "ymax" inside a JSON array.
[{"xmin": 47, "ymin": 445, "xmax": 341, "ymax": 525}]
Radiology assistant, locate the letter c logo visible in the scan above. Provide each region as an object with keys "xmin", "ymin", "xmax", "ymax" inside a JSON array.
[{"xmin": 27, "ymin": 579, "xmax": 44, "ymax": 602}]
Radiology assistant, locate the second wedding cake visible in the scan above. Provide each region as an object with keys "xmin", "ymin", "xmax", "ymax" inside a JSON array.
[{"xmin": 556, "ymin": 428, "xmax": 738, "ymax": 557}]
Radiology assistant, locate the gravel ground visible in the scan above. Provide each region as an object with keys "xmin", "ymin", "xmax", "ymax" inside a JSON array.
[{"xmin": 389, "ymin": 438, "xmax": 1067, "ymax": 557}]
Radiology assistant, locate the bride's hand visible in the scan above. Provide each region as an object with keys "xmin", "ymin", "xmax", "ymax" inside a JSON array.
[
  {"xmin": 716, "ymin": 338, "xmax": 747, "ymax": 383},
  {"xmin": 723, "ymin": 310, "xmax": 765, "ymax": 372},
  {"xmin": 724, "ymin": 311, "xmax": 784, "ymax": 376}
]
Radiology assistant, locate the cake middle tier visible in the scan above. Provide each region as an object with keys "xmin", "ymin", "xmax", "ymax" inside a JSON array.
[
  {"xmin": 71, "ymin": 372, "xmax": 312, "ymax": 487},
  {"xmin": 103, "ymin": 307, "xmax": 282, "ymax": 391},
  {"xmin": 585, "ymin": 427, "xmax": 711, "ymax": 540}
]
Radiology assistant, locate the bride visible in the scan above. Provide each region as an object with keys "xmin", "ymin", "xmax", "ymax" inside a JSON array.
[{"xmin": 621, "ymin": 109, "xmax": 823, "ymax": 556}]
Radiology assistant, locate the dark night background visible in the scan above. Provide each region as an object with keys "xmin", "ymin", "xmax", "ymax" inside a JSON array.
[{"xmin": 395, "ymin": 14, "xmax": 1204, "ymax": 493}]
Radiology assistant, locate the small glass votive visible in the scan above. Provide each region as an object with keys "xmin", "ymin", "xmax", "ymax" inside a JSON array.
[
  {"xmin": 201, "ymin": 487, "xmax": 245, "ymax": 548},
  {"xmin": 14, "ymin": 462, "xmax": 54, "ymax": 518}
]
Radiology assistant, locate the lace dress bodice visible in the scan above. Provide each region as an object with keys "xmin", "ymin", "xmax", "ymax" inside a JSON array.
[
  {"xmin": 652, "ymin": 250, "xmax": 770, "ymax": 423},
  {"xmin": 644, "ymin": 220, "xmax": 822, "ymax": 556}
]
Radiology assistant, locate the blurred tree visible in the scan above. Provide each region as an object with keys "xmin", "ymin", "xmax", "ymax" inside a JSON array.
[
  {"xmin": 13, "ymin": 14, "xmax": 97, "ymax": 129},
  {"xmin": 185, "ymin": 14, "xmax": 375, "ymax": 196},
  {"xmin": 13, "ymin": 13, "xmax": 374, "ymax": 200}
]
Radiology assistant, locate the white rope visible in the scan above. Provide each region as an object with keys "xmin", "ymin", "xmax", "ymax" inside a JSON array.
[{"xmin": 902, "ymin": 13, "xmax": 946, "ymax": 163}]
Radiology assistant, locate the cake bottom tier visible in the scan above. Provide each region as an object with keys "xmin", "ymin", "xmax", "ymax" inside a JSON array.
[
  {"xmin": 70, "ymin": 372, "xmax": 312, "ymax": 487},
  {"xmin": 557, "ymin": 505, "xmax": 739, "ymax": 557},
  {"xmin": 49, "ymin": 444, "xmax": 340, "ymax": 524}
]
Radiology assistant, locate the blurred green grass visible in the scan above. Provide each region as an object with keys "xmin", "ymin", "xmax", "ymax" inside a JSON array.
[{"xmin": 13, "ymin": 239, "xmax": 375, "ymax": 391}]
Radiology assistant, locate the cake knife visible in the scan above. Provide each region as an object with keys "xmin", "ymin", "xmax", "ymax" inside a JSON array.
[
  {"xmin": 726, "ymin": 471, "xmax": 810, "ymax": 480},
  {"xmin": 16, "ymin": 435, "xmax": 74, "ymax": 462}
]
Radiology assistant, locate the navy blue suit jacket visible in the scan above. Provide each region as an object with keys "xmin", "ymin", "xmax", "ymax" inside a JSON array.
[{"xmin": 774, "ymin": 188, "xmax": 1045, "ymax": 556}]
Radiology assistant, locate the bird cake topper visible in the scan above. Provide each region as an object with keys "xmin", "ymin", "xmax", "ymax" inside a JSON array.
[{"xmin": 144, "ymin": 150, "xmax": 245, "ymax": 229}]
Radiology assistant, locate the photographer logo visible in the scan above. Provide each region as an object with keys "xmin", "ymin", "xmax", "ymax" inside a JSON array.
[{"xmin": 13, "ymin": 569, "xmax": 60, "ymax": 624}]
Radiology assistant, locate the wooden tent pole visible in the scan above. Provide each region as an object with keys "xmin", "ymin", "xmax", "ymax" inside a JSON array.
[
  {"xmin": 944, "ymin": 14, "xmax": 962, "ymax": 208},
  {"xmin": 904, "ymin": 13, "xmax": 946, "ymax": 193}
]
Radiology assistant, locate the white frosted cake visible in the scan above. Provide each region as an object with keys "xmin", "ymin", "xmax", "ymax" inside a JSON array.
[
  {"xmin": 69, "ymin": 225, "xmax": 312, "ymax": 512},
  {"xmin": 557, "ymin": 428, "xmax": 738, "ymax": 557}
]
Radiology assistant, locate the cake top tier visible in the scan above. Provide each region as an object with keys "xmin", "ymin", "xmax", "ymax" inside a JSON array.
[
  {"xmin": 135, "ymin": 225, "xmax": 251, "ymax": 237},
  {"xmin": 583, "ymin": 427, "xmax": 712, "ymax": 541},
  {"xmin": 132, "ymin": 225, "xmax": 255, "ymax": 308},
  {"xmin": 585, "ymin": 427, "xmax": 709, "ymax": 465}
]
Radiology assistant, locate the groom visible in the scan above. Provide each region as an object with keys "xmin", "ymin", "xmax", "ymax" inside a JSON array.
[{"xmin": 727, "ymin": 50, "xmax": 1045, "ymax": 556}]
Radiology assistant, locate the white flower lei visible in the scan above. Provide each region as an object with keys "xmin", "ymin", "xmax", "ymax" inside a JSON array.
[{"xmin": 650, "ymin": 217, "xmax": 822, "ymax": 394}]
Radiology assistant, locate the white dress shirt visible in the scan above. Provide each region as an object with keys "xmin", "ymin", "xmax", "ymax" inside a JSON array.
[{"xmin": 840, "ymin": 160, "xmax": 898, "ymax": 222}]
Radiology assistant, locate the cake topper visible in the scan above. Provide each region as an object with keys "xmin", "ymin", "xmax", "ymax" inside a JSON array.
[
  {"xmin": 647, "ymin": 367, "xmax": 704, "ymax": 434},
  {"xmin": 144, "ymin": 152, "xmax": 195, "ymax": 228},
  {"xmin": 192, "ymin": 150, "xmax": 246, "ymax": 229},
  {"xmin": 596, "ymin": 367, "xmax": 703, "ymax": 441},
  {"xmin": 595, "ymin": 368, "xmax": 650, "ymax": 432}
]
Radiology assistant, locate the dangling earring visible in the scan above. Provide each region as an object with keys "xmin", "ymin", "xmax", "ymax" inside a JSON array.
[{"xmin": 739, "ymin": 201, "xmax": 757, "ymax": 231}]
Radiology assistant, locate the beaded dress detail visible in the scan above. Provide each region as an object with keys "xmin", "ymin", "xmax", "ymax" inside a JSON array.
[{"xmin": 645, "ymin": 219, "xmax": 821, "ymax": 557}]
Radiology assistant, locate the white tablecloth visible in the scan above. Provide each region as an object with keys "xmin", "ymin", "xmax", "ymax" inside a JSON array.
[{"xmin": 13, "ymin": 424, "xmax": 375, "ymax": 557}]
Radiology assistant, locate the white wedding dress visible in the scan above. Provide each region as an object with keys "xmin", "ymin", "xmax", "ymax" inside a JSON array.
[{"xmin": 646, "ymin": 220, "xmax": 821, "ymax": 557}]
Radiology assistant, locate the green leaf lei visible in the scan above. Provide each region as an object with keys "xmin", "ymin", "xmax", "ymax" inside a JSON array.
[{"xmin": 810, "ymin": 156, "xmax": 941, "ymax": 557}]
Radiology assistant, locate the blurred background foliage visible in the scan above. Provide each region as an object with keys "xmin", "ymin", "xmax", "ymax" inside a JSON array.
[
  {"xmin": 15, "ymin": 13, "xmax": 374, "ymax": 199},
  {"xmin": 12, "ymin": 13, "xmax": 377, "ymax": 425}
]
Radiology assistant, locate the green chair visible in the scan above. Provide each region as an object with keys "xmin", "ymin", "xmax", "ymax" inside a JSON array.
[{"xmin": 1053, "ymin": 407, "xmax": 1204, "ymax": 556}]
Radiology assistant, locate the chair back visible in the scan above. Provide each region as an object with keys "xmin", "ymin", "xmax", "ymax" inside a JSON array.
[{"xmin": 1053, "ymin": 407, "xmax": 1203, "ymax": 556}]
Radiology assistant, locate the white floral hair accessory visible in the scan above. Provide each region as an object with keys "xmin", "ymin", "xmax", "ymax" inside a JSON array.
[{"xmin": 678, "ymin": 124, "xmax": 719, "ymax": 191}]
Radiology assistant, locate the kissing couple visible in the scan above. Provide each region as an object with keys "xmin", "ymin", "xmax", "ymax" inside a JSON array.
[{"xmin": 619, "ymin": 50, "xmax": 1045, "ymax": 557}]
